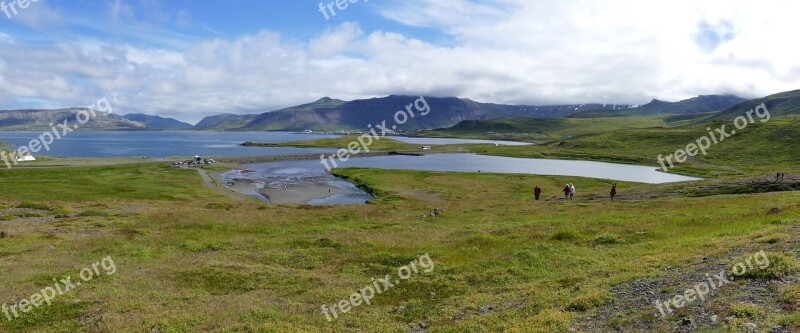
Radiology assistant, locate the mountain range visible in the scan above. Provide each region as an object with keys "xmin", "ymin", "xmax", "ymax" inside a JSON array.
[
  {"xmin": 571, "ymin": 95, "xmax": 746, "ymax": 117},
  {"xmin": 184, "ymin": 96, "xmax": 636, "ymax": 131},
  {"xmin": 121, "ymin": 114, "xmax": 193, "ymax": 129},
  {"xmin": 0, "ymin": 90, "xmax": 796, "ymax": 132},
  {"xmin": 0, "ymin": 109, "xmax": 147, "ymax": 131}
]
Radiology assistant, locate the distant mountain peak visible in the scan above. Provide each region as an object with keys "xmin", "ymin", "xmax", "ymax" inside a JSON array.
[
  {"xmin": 0, "ymin": 109, "xmax": 147, "ymax": 131},
  {"xmin": 194, "ymin": 113, "xmax": 258, "ymax": 130},
  {"xmin": 630, "ymin": 95, "xmax": 747, "ymax": 115},
  {"xmin": 646, "ymin": 99, "xmax": 669, "ymax": 105},
  {"xmin": 122, "ymin": 113, "xmax": 192, "ymax": 129}
]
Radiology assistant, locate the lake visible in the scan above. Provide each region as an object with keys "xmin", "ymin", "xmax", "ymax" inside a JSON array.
[
  {"xmin": 223, "ymin": 153, "xmax": 700, "ymax": 204},
  {"xmin": 337, "ymin": 154, "xmax": 699, "ymax": 183},
  {"xmin": 0, "ymin": 131, "xmax": 338, "ymax": 157},
  {"xmin": 0, "ymin": 131, "xmax": 698, "ymax": 204},
  {"xmin": 0, "ymin": 131, "xmax": 533, "ymax": 158}
]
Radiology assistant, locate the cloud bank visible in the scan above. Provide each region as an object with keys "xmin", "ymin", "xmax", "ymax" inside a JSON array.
[{"xmin": 0, "ymin": 0, "xmax": 798, "ymax": 123}]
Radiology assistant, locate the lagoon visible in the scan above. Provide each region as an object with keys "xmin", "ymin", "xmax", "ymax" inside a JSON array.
[
  {"xmin": 224, "ymin": 153, "xmax": 700, "ymax": 205},
  {"xmin": 337, "ymin": 153, "xmax": 699, "ymax": 184}
]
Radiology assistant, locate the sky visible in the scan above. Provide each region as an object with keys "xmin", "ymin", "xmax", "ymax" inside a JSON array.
[{"xmin": 0, "ymin": 0, "xmax": 798, "ymax": 123}]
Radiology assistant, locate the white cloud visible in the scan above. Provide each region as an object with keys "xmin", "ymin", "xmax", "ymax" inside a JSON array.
[
  {"xmin": 11, "ymin": 0, "xmax": 66, "ymax": 30},
  {"xmin": 0, "ymin": 0, "xmax": 799, "ymax": 123}
]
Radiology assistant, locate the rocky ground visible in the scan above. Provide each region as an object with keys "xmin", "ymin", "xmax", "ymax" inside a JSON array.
[{"xmin": 572, "ymin": 224, "xmax": 799, "ymax": 332}]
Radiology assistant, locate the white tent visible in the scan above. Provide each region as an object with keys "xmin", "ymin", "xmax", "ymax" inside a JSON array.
[{"xmin": 15, "ymin": 155, "xmax": 36, "ymax": 162}]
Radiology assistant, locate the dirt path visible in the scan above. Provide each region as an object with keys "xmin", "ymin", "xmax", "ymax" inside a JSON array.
[
  {"xmin": 197, "ymin": 169, "xmax": 247, "ymax": 202},
  {"xmin": 572, "ymin": 225, "xmax": 800, "ymax": 332}
]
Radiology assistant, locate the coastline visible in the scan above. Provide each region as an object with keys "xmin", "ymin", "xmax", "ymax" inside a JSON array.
[
  {"xmin": 211, "ymin": 167, "xmax": 369, "ymax": 205},
  {"xmin": 259, "ymin": 183, "xmax": 357, "ymax": 205}
]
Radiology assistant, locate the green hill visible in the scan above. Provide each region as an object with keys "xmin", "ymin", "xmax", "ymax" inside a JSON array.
[
  {"xmin": 426, "ymin": 116, "xmax": 669, "ymax": 141},
  {"xmin": 573, "ymin": 95, "xmax": 745, "ymax": 117},
  {"xmin": 122, "ymin": 113, "xmax": 193, "ymax": 129},
  {"xmin": 193, "ymin": 113, "xmax": 258, "ymax": 130},
  {"xmin": 232, "ymin": 96, "xmax": 635, "ymax": 131},
  {"xmin": 464, "ymin": 116, "xmax": 799, "ymax": 177},
  {"xmin": 704, "ymin": 89, "xmax": 800, "ymax": 122},
  {"xmin": 0, "ymin": 109, "xmax": 147, "ymax": 131}
]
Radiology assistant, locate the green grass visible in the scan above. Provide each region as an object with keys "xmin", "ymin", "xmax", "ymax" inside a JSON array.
[
  {"xmin": 568, "ymin": 291, "xmax": 611, "ymax": 312},
  {"xmin": 0, "ymin": 149, "xmax": 796, "ymax": 331},
  {"xmin": 464, "ymin": 116, "xmax": 800, "ymax": 178},
  {"xmin": 424, "ymin": 115, "xmax": 669, "ymax": 141},
  {"xmin": 727, "ymin": 303, "xmax": 762, "ymax": 320},
  {"xmin": 733, "ymin": 252, "xmax": 800, "ymax": 279},
  {"xmin": 261, "ymin": 116, "xmax": 799, "ymax": 179},
  {"xmin": 779, "ymin": 285, "xmax": 800, "ymax": 306},
  {"xmin": 0, "ymin": 163, "xmax": 222, "ymax": 202}
]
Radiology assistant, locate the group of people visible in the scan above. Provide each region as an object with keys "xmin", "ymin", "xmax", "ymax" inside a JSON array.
[
  {"xmin": 562, "ymin": 183, "xmax": 576, "ymax": 200},
  {"xmin": 532, "ymin": 183, "xmax": 618, "ymax": 201},
  {"xmin": 776, "ymin": 172, "xmax": 786, "ymax": 182}
]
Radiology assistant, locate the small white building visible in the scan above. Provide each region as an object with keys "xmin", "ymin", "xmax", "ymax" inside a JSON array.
[{"xmin": 15, "ymin": 155, "xmax": 36, "ymax": 162}]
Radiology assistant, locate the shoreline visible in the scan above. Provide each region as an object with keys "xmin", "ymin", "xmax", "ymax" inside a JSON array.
[
  {"xmin": 259, "ymin": 184, "xmax": 359, "ymax": 205},
  {"xmin": 211, "ymin": 168, "xmax": 369, "ymax": 205},
  {"xmin": 214, "ymin": 151, "xmax": 424, "ymax": 165}
]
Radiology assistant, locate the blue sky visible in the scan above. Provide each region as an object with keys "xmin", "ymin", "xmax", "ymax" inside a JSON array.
[
  {"xmin": 0, "ymin": 0, "xmax": 798, "ymax": 123},
  {"xmin": 0, "ymin": 1, "xmax": 444, "ymax": 50}
]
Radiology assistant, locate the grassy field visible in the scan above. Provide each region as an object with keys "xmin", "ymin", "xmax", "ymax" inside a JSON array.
[
  {"xmin": 238, "ymin": 121, "xmax": 797, "ymax": 185},
  {"xmin": 0, "ymin": 161, "xmax": 797, "ymax": 332},
  {"xmin": 0, "ymin": 110, "xmax": 798, "ymax": 332},
  {"xmin": 449, "ymin": 116, "xmax": 800, "ymax": 178},
  {"xmin": 250, "ymin": 115, "xmax": 799, "ymax": 179},
  {"xmin": 421, "ymin": 116, "xmax": 671, "ymax": 142}
]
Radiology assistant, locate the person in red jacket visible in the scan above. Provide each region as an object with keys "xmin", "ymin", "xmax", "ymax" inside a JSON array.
[
  {"xmin": 563, "ymin": 184, "xmax": 571, "ymax": 200},
  {"xmin": 534, "ymin": 185, "xmax": 542, "ymax": 200},
  {"xmin": 610, "ymin": 184, "xmax": 617, "ymax": 200}
]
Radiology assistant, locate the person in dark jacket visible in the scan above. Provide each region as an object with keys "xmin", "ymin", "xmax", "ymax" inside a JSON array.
[
  {"xmin": 534, "ymin": 185, "xmax": 542, "ymax": 200},
  {"xmin": 610, "ymin": 184, "xmax": 617, "ymax": 200},
  {"xmin": 563, "ymin": 184, "xmax": 571, "ymax": 200}
]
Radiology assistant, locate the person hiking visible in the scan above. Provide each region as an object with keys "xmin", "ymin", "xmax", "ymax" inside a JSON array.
[
  {"xmin": 610, "ymin": 184, "xmax": 617, "ymax": 200},
  {"xmin": 534, "ymin": 185, "xmax": 542, "ymax": 201},
  {"xmin": 569, "ymin": 184, "xmax": 576, "ymax": 201},
  {"xmin": 563, "ymin": 184, "xmax": 571, "ymax": 200}
]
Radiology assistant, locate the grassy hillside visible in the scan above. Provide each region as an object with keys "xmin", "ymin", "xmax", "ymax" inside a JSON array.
[
  {"xmin": 463, "ymin": 116, "xmax": 799, "ymax": 178},
  {"xmin": 0, "ymin": 101, "xmax": 798, "ymax": 331},
  {"xmin": 193, "ymin": 114, "xmax": 258, "ymax": 130},
  {"xmin": 0, "ymin": 109, "xmax": 147, "ymax": 131},
  {"xmin": 255, "ymin": 113, "xmax": 798, "ymax": 178},
  {"xmin": 0, "ymin": 162, "xmax": 796, "ymax": 332},
  {"xmin": 706, "ymin": 89, "xmax": 800, "ymax": 122},
  {"xmin": 122, "ymin": 114, "xmax": 193, "ymax": 129},
  {"xmin": 425, "ymin": 116, "xmax": 669, "ymax": 141}
]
